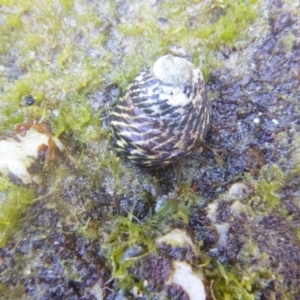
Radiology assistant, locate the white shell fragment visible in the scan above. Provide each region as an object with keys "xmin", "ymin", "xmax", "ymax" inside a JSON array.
[
  {"xmin": 168, "ymin": 261, "xmax": 206, "ymax": 300},
  {"xmin": 156, "ymin": 229, "xmax": 206, "ymax": 300},
  {"xmin": 227, "ymin": 182, "xmax": 251, "ymax": 200},
  {"xmin": 0, "ymin": 126, "xmax": 64, "ymax": 184},
  {"xmin": 155, "ymin": 228, "xmax": 195, "ymax": 250}
]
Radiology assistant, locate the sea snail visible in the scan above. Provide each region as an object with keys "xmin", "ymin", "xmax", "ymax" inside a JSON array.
[{"xmin": 110, "ymin": 55, "xmax": 211, "ymax": 166}]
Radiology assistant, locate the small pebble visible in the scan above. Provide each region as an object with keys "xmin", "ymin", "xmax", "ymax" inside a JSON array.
[
  {"xmin": 24, "ymin": 95, "xmax": 35, "ymax": 106},
  {"xmin": 253, "ymin": 117, "xmax": 260, "ymax": 124}
]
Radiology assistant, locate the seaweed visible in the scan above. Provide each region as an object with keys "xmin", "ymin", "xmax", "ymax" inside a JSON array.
[{"xmin": 0, "ymin": 178, "xmax": 34, "ymax": 246}]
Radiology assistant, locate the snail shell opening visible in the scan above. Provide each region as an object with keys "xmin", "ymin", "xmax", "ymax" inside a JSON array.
[{"xmin": 110, "ymin": 55, "xmax": 211, "ymax": 166}]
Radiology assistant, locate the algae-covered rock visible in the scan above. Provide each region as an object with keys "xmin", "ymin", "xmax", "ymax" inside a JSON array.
[{"xmin": 0, "ymin": 0, "xmax": 300, "ymax": 299}]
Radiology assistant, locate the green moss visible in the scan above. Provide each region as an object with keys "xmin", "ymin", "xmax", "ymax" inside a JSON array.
[
  {"xmin": 0, "ymin": 178, "xmax": 35, "ymax": 247},
  {"xmin": 295, "ymin": 226, "xmax": 300, "ymax": 241},
  {"xmin": 254, "ymin": 178, "xmax": 280, "ymax": 210},
  {"xmin": 118, "ymin": 23, "xmax": 145, "ymax": 37},
  {"xmin": 279, "ymin": 30, "xmax": 296, "ymax": 53},
  {"xmin": 0, "ymin": 283, "xmax": 5, "ymax": 294},
  {"xmin": 100, "ymin": 191, "xmax": 200, "ymax": 292},
  {"xmin": 0, "ymin": 72, "xmax": 51, "ymax": 131},
  {"xmin": 155, "ymin": 198, "xmax": 190, "ymax": 224},
  {"xmin": 52, "ymin": 95, "xmax": 93, "ymax": 138},
  {"xmin": 102, "ymin": 216, "xmax": 156, "ymax": 282},
  {"xmin": 115, "ymin": 0, "xmax": 258, "ymax": 82},
  {"xmin": 114, "ymin": 16, "xmax": 170, "ymax": 89},
  {"xmin": 56, "ymin": 45, "xmax": 73, "ymax": 69},
  {"xmin": 77, "ymin": 218, "xmax": 99, "ymax": 240},
  {"xmin": 247, "ymin": 165, "xmax": 285, "ymax": 211},
  {"xmin": 6, "ymin": 14, "xmax": 22, "ymax": 29},
  {"xmin": 215, "ymin": 1, "xmax": 258, "ymax": 45},
  {"xmin": 207, "ymin": 261, "xmax": 257, "ymax": 300},
  {"xmin": 0, "ymin": 0, "xmax": 108, "ymax": 134},
  {"xmin": 0, "ymin": 0, "xmax": 259, "ymax": 135},
  {"xmin": 289, "ymin": 133, "xmax": 300, "ymax": 178},
  {"xmin": 111, "ymin": 53, "xmax": 141, "ymax": 90},
  {"xmin": 185, "ymin": 0, "xmax": 258, "ymax": 54},
  {"xmin": 25, "ymin": 34, "xmax": 44, "ymax": 50},
  {"xmin": 59, "ymin": 0, "xmax": 73, "ymax": 11}
]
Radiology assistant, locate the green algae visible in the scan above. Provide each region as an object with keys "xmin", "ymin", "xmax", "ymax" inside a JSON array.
[
  {"xmin": 114, "ymin": 0, "xmax": 259, "ymax": 83},
  {"xmin": 0, "ymin": 0, "xmax": 109, "ymax": 134},
  {"xmin": 0, "ymin": 0, "xmax": 259, "ymax": 134},
  {"xmin": 52, "ymin": 95, "xmax": 94, "ymax": 139},
  {"xmin": 246, "ymin": 165, "xmax": 285, "ymax": 211},
  {"xmin": 98, "ymin": 186, "xmax": 205, "ymax": 293},
  {"xmin": 207, "ymin": 237, "xmax": 280, "ymax": 299},
  {"xmin": 0, "ymin": 178, "xmax": 34, "ymax": 247},
  {"xmin": 101, "ymin": 216, "xmax": 157, "ymax": 289},
  {"xmin": 279, "ymin": 31, "xmax": 297, "ymax": 52},
  {"xmin": 59, "ymin": 0, "xmax": 73, "ymax": 12},
  {"xmin": 289, "ymin": 132, "xmax": 300, "ymax": 178},
  {"xmin": 208, "ymin": 261, "xmax": 257, "ymax": 300}
]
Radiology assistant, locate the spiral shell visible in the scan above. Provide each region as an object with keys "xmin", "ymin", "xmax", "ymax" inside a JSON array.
[{"xmin": 110, "ymin": 55, "xmax": 211, "ymax": 166}]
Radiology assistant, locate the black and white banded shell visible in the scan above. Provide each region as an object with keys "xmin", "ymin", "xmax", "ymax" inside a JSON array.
[{"xmin": 110, "ymin": 55, "xmax": 211, "ymax": 166}]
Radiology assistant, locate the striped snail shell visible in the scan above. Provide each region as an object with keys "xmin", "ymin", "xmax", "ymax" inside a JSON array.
[{"xmin": 110, "ymin": 55, "xmax": 211, "ymax": 166}]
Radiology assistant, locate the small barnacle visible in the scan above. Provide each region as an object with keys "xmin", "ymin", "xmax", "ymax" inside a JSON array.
[
  {"xmin": 0, "ymin": 120, "xmax": 64, "ymax": 184},
  {"xmin": 110, "ymin": 55, "xmax": 211, "ymax": 166}
]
